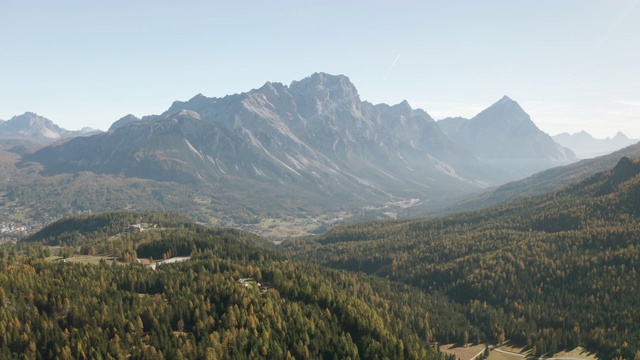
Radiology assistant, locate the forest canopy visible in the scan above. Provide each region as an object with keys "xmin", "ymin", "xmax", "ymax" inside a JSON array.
[{"xmin": 1, "ymin": 157, "xmax": 639, "ymax": 359}]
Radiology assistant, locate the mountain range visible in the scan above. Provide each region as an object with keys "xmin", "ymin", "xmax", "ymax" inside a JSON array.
[
  {"xmin": 0, "ymin": 112, "xmax": 100, "ymax": 146},
  {"xmin": 3, "ymin": 151, "xmax": 639, "ymax": 358},
  {"xmin": 2, "ymin": 74, "xmax": 639, "ymax": 359},
  {"xmin": 438, "ymin": 96, "xmax": 576, "ymax": 179},
  {"xmin": 284, "ymin": 154, "xmax": 640, "ymax": 359},
  {"xmin": 22, "ymin": 73, "xmax": 577, "ymax": 214},
  {"xmin": 553, "ymin": 131, "xmax": 639, "ymax": 158}
]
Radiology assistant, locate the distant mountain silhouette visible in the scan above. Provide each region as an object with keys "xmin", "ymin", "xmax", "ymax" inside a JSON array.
[
  {"xmin": 0, "ymin": 112, "xmax": 101, "ymax": 145},
  {"xmin": 553, "ymin": 131, "xmax": 639, "ymax": 158}
]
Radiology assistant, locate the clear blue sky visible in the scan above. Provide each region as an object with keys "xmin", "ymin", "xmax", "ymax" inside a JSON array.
[{"xmin": 1, "ymin": 0, "xmax": 639, "ymax": 138}]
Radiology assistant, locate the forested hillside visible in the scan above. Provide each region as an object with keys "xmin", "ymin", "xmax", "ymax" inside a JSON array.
[
  {"xmin": 3, "ymin": 155, "xmax": 639, "ymax": 359},
  {"xmin": 1, "ymin": 211, "xmax": 465, "ymax": 359},
  {"xmin": 284, "ymin": 157, "xmax": 640, "ymax": 359}
]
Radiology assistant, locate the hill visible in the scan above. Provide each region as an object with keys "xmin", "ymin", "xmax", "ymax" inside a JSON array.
[
  {"xmin": 284, "ymin": 156, "xmax": 640, "ymax": 359},
  {"xmin": 435, "ymin": 141, "xmax": 640, "ymax": 215},
  {"xmin": 25, "ymin": 210, "xmax": 272, "ymax": 251},
  {"xmin": 1, "ymin": 211, "xmax": 467, "ymax": 359}
]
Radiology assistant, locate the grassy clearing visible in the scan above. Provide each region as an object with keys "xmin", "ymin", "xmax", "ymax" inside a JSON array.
[
  {"xmin": 65, "ymin": 255, "xmax": 118, "ymax": 265},
  {"xmin": 487, "ymin": 343, "xmax": 598, "ymax": 360},
  {"xmin": 440, "ymin": 343, "xmax": 486, "ymax": 360},
  {"xmin": 249, "ymin": 218, "xmax": 320, "ymax": 239},
  {"xmin": 46, "ymin": 254, "xmax": 122, "ymax": 265},
  {"xmin": 487, "ymin": 343, "xmax": 532, "ymax": 360},
  {"xmin": 552, "ymin": 347, "xmax": 598, "ymax": 360}
]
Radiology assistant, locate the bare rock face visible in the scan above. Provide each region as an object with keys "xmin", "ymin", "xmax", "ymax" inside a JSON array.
[
  {"xmin": 0, "ymin": 112, "xmax": 101, "ymax": 145},
  {"xmin": 0, "ymin": 112, "xmax": 66, "ymax": 142},
  {"xmin": 26, "ymin": 74, "xmax": 577, "ymax": 209}
]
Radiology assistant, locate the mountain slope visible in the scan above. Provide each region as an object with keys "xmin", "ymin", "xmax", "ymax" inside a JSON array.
[
  {"xmin": 159, "ymin": 73, "xmax": 501, "ymax": 189},
  {"xmin": 438, "ymin": 96, "xmax": 577, "ymax": 180},
  {"xmin": 27, "ymin": 73, "xmax": 511, "ymax": 212},
  {"xmin": 284, "ymin": 156, "xmax": 640, "ymax": 358},
  {"xmin": 553, "ymin": 131, "xmax": 639, "ymax": 158},
  {"xmin": 444, "ymin": 141, "xmax": 640, "ymax": 213},
  {"xmin": 3, "ymin": 210, "xmax": 464, "ymax": 359}
]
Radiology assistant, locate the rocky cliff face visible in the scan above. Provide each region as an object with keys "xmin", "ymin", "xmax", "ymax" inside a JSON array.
[
  {"xmin": 27, "ymin": 74, "xmax": 582, "ymax": 210},
  {"xmin": 28, "ymin": 73, "xmax": 507, "ymax": 207}
]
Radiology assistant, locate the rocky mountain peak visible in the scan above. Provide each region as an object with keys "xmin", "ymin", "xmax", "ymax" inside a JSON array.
[
  {"xmin": 613, "ymin": 132, "xmax": 629, "ymax": 140},
  {"xmin": 289, "ymin": 72, "xmax": 360, "ymax": 104},
  {"xmin": 254, "ymin": 81, "xmax": 289, "ymax": 101},
  {"xmin": 497, "ymin": 95, "xmax": 514, "ymax": 103},
  {"xmin": 391, "ymin": 100, "xmax": 413, "ymax": 113},
  {"xmin": 483, "ymin": 95, "xmax": 526, "ymax": 117},
  {"xmin": 295, "ymin": 72, "xmax": 354, "ymax": 88},
  {"xmin": 174, "ymin": 109, "xmax": 201, "ymax": 120},
  {"xmin": 259, "ymin": 81, "xmax": 286, "ymax": 92},
  {"xmin": 109, "ymin": 114, "xmax": 141, "ymax": 131},
  {"xmin": 162, "ymin": 93, "xmax": 219, "ymax": 117},
  {"xmin": 437, "ymin": 95, "xmax": 576, "ymax": 179},
  {"xmin": 471, "ymin": 96, "xmax": 540, "ymax": 135},
  {"xmin": 9, "ymin": 112, "xmax": 52, "ymax": 126},
  {"xmin": 1, "ymin": 112, "xmax": 63, "ymax": 139},
  {"xmin": 0, "ymin": 112, "xmax": 105, "ymax": 144}
]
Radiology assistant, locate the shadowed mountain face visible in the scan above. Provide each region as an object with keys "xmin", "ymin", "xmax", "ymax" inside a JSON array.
[{"xmin": 438, "ymin": 96, "xmax": 577, "ymax": 180}]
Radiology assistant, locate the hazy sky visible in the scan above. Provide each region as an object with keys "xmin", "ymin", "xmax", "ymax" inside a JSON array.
[{"xmin": 1, "ymin": 0, "xmax": 639, "ymax": 138}]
